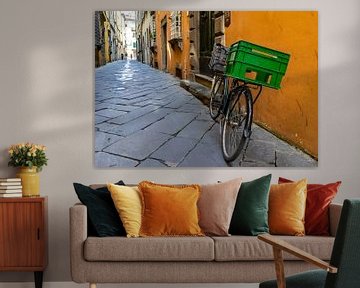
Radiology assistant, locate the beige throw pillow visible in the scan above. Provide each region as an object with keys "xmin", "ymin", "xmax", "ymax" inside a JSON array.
[{"xmin": 198, "ymin": 178, "xmax": 242, "ymax": 236}]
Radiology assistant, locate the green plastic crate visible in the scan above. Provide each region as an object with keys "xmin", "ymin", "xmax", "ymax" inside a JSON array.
[{"xmin": 225, "ymin": 40, "xmax": 290, "ymax": 89}]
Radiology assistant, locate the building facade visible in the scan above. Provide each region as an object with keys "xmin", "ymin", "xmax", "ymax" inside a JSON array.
[
  {"xmin": 135, "ymin": 11, "xmax": 156, "ymax": 65},
  {"xmin": 94, "ymin": 11, "xmax": 136, "ymax": 67},
  {"xmin": 122, "ymin": 11, "xmax": 136, "ymax": 60},
  {"xmin": 95, "ymin": 11, "xmax": 107, "ymax": 67},
  {"xmin": 144, "ymin": 11, "xmax": 219, "ymax": 80},
  {"xmin": 151, "ymin": 11, "xmax": 191, "ymax": 79}
]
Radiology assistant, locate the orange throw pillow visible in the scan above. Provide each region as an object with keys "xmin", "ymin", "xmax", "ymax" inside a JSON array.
[
  {"xmin": 138, "ymin": 181, "xmax": 204, "ymax": 237},
  {"xmin": 269, "ymin": 179, "xmax": 307, "ymax": 236}
]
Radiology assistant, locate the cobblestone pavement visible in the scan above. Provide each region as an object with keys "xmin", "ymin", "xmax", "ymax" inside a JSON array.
[{"xmin": 95, "ymin": 60, "xmax": 317, "ymax": 167}]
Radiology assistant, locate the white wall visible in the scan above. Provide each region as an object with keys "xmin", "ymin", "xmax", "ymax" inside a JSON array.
[{"xmin": 0, "ymin": 0, "xmax": 359, "ymax": 283}]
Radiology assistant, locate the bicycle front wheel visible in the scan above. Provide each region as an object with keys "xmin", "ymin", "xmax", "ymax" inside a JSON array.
[
  {"xmin": 221, "ymin": 86, "xmax": 253, "ymax": 162},
  {"xmin": 209, "ymin": 74, "xmax": 224, "ymax": 120}
]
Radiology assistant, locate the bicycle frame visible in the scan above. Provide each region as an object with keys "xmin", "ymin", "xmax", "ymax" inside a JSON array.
[{"xmin": 219, "ymin": 76, "xmax": 241, "ymax": 116}]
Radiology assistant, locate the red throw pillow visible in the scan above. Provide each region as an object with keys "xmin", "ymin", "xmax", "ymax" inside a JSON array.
[{"xmin": 278, "ymin": 177, "xmax": 341, "ymax": 236}]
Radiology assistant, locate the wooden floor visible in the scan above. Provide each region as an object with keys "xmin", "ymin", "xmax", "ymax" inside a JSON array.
[{"xmin": 0, "ymin": 283, "xmax": 259, "ymax": 288}]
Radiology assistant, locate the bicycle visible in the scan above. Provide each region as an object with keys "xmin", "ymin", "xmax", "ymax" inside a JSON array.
[
  {"xmin": 208, "ymin": 41, "xmax": 290, "ymax": 162},
  {"xmin": 209, "ymin": 43, "xmax": 258, "ymax": 162},
  {"xmin": 211, "ymin": 73, "xmax": 262, "ymax": 162},
  {"xmin": 208, "ymin": 43, "xmax": 228, "ymax": 120},
  {"xmin": 220, "ymin": 80, "xmax": 262, "ymax": 162}
]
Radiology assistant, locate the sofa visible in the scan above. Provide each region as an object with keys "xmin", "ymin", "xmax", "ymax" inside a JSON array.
[{"xmin": 70, "ymin": 200, "xmax": 342, "ymax": 287}]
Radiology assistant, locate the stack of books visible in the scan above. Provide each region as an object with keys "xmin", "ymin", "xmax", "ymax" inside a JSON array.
[{"xmin": 0, "ymin": 178, "xmax": 22, "ymax": 197}]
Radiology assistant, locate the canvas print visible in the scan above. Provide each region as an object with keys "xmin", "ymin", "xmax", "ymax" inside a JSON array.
[{"xmin": 94, "ymin": 11, "xmax": 318, "ymax": 167}]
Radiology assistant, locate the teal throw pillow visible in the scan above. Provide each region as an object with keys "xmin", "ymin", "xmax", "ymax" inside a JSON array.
[{"xmin": 229, "ymin": 174, "xmax": 272, "ymax": 236}]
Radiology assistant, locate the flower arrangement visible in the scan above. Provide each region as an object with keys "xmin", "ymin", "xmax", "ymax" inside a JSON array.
[{"xmin": 8, "ymin": 143, "xmax": 48, "ymax": 172}]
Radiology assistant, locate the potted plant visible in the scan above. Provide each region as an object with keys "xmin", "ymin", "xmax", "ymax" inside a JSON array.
[{"xmin": 8, "ymin": 143, "xmax": 48, "ymax": 197}]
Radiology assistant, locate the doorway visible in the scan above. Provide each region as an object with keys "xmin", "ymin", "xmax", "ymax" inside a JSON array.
[
  {"xmin": 199, "ymin": 11, "xmax": 215, "ymax": 77},
  {"xmin": 161, "ymin": 19, "xmax": 168, "ymax": 71}
]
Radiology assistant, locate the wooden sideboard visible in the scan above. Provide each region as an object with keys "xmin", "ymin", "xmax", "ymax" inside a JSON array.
[{"xmin": 0, "ymin": 197, "xmax": 48, "ymax": 288}]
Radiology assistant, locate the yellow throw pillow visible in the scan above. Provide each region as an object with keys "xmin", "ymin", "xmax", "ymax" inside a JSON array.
[
  {"xmin": 269, "ymin": 179, "xmax": 307, "ymax": 236},
  {"xmin": 138, "ymin": 181, "xmax": 204, "ymax": 237},
  {"xmin": 107, "ymin": 183, "xmax": 142, "ymax": 238}
]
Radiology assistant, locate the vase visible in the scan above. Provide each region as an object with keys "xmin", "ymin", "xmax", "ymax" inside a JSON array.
[{"xmin": 16, "ymin": 167, "xmax": 40, "ymax": 197}]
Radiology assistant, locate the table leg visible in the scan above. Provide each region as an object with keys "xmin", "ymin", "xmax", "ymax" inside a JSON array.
[{"xmin": 34, "ymin": 271, "xmax": 43, "ymax": 288}]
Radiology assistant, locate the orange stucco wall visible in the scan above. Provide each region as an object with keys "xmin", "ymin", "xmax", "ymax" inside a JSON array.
[
  {"xmin": 155, "ymin": 11, "xmax": 190, "ymax": 79},
  {"xmin": 155, "ymin": 11, "xmax": 167, "ymax": 70},
  {"xmin": 225, "ymin": 11, "xmax": 318, "ymax": 157}
]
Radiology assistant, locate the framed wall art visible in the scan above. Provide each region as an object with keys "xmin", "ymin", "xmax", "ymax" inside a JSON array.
[{"xmin": 94, "ymin": 11, "xmax": 318, "ymax": 168}]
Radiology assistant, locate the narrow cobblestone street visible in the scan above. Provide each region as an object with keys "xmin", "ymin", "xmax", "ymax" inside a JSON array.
[{"xmin": 95, "ymin": 60, "xmax": 317, "ymax": 167}]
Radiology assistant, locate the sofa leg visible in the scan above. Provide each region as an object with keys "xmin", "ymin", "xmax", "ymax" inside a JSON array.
[{"xmin": 89, "ymin": 283, "xmax": 96, "ymax": 288}]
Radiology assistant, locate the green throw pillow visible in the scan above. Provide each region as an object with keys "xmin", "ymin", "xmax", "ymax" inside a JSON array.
[{"xmin": 229, "ymin": 174, "xmax": 272, "ymax": 236}]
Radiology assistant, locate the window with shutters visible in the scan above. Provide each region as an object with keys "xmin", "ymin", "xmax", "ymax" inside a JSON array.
[{"xmin": 170, "ymin": 11, "xmax": 181, "ymax": 40}]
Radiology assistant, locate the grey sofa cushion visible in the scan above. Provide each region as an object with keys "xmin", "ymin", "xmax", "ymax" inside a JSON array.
[
  {"xmin": 212, "ymin": 236, "xmax": 334, "ymax": 261},
  {"xmin": 84, "ymin": 236, "xmax": 214, "ymax": 261}
]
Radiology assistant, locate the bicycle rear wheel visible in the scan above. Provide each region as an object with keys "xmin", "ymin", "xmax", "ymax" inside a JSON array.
[
  {"xmin": 221, "ymin": 86, "xmax": 253, "ymax": 162},
  {"xmin": 209, "ymin": 74, "xmax": 224, "ymax": 120}
]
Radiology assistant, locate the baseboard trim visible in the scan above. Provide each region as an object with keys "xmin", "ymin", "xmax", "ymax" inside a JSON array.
[{"xmin": 0, "ymin": 282, "xmax": 259, "ymax": 288}]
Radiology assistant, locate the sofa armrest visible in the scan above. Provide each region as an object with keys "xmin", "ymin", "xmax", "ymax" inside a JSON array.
[
  {"xmin": 329, "ymin": 203, "xmax": 342, "ymax": 237},
  {"xmin": 69, "ymin": 203, "xmax": 88, "ymax": 283}
]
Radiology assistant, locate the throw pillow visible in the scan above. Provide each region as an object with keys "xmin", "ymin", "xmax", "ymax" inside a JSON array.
[
  {"xmin": 198, "ymin": 178, "xmax": 242, "ymax": 236},
  {"xmin": 73, "ymin": 181, "xmax": 126, "ymax": 237},
  {"xmin": 279, "ymin": 177, "xmax": 341, "ymax": 236},
  {"xmin": 107, "ymin": 183, "xmax": 142, "ymax": 238},
  {"xmin": 229, "ymin": 174, "xmax": 272, "ymax": 236},
  {"xmin": 138, "ymin": 181, "xmax": 203, "ymax": 237},
  {"xmin": 269, "ymin": 179, "xmax": 307, "ymax": 236}
]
